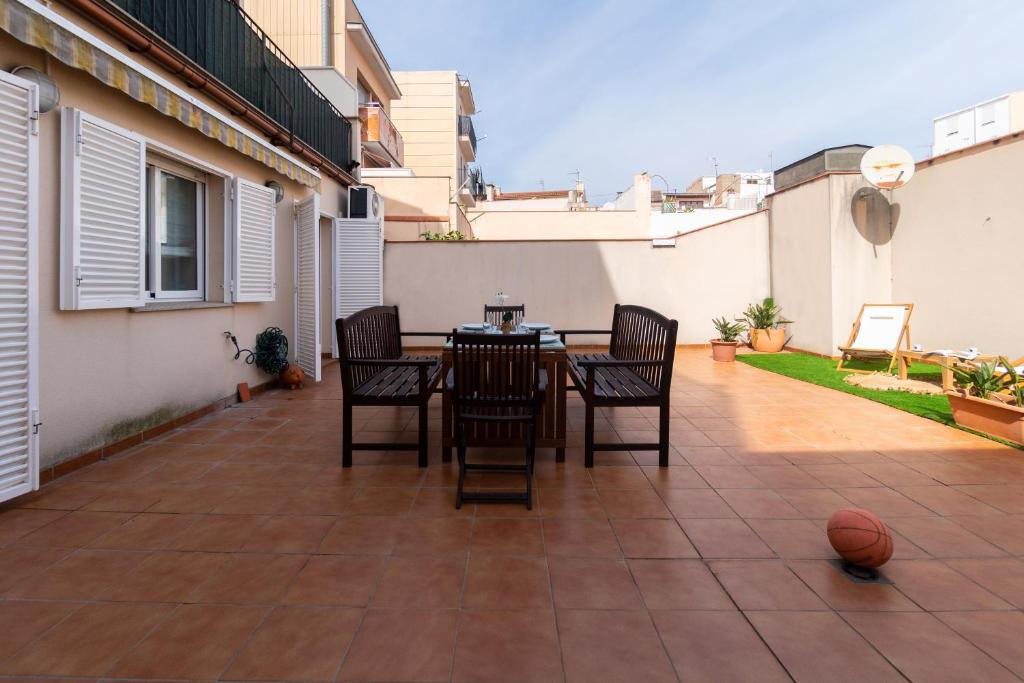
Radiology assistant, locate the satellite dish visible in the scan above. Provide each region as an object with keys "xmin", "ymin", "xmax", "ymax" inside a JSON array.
[{"xmin": 861, "ymin": 145, "xmax": 915, "ymax": 190}]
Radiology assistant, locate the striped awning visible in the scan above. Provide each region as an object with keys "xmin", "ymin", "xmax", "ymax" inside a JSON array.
[{"xmin": 0, "ymin": 0, "xmax": 320, "ymax": 190}]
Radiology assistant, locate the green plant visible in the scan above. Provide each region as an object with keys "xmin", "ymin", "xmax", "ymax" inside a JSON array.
[
  {"xmin": 738, "ymin": 297, "xmax": 793, "ymax": 330},
  {"xmin": 712, "ymin": 317, "xmax": 746, "ymax": 342},
  {"xmin": 953, "ymin": 357, "xmax": 1024, "ymax": 407},
  {"xmin": 502, "ymin": 311, "xmax": 514, "ymax": 323},
  {"xmin": 421, "ymin": 229, "xmax": 469, "ymax": 241}
]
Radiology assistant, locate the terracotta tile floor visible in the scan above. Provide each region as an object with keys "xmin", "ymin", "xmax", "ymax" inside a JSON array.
[{"xmin": 2, "ymin": 349, "xmax": 1024, "ymax": 682}]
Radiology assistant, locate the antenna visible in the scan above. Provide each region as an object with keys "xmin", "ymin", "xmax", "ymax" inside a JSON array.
[
  {"xmin": 709, "ymin": 156, "xmax": 719, "ymax": 177},
  {"xmin": 538, "ymin": 178, "xmax": 545, "ymax": 190},
  {"xmin": 568, "ymin": 169, "xmax": 581, "ymax": 183}
]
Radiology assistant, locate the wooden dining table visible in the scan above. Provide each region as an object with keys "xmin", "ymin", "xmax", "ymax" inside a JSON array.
[{"xmin": 440, "ymin": 333, "xmax": 568, "ymax": 463}]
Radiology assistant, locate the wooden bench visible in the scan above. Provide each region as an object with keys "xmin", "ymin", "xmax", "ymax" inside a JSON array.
[
  {"xmin": 560, "ymin": 304, "xmax": 678, "ymax": 467},
  {"xmin": 335, "ymin": 306, "xmax": 445, "ymax": 467}
]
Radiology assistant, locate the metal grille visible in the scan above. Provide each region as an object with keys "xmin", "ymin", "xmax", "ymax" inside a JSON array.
[{"xmin": 106, "ymin": 0, "xmax": 352, "ymax": 172}]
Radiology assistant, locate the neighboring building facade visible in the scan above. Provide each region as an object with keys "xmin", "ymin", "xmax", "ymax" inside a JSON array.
[
  {"xmin": 687, "ymin": 171, "xmax": 774, "ymax": 208},
  {"xmin": 772, "ymin": 145, "xmax": 871, "ymax": 192},
  {"xmin": 932, "ymin": 92, "xmax": 1024, "ymax": 157},
  {"xmin": 0, "ymin": 0, "xmax": 374, "ymax": 498}
]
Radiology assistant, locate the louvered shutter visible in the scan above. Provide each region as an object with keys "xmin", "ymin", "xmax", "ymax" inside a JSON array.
[
  {"xmin": 0, "ymin": 72, "xmax": 40, "ymax": 503},
  {"xmin": 60, "ymin": 109, "xmax": 146, "ymax": 309},
  {"xmin": 332, "ymin": 217, "xmax": 383, "ymax": 356},
  {"xmin": 293, "ymin": 193, "xmax": 321, "ymax": 381},
  {"xmin": 234, "ymin": 179, "xmax": 276, "ymax": 302}
]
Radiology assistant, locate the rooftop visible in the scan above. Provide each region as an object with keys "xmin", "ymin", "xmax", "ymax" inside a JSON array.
[{"xmin": 2, "ymin": 350, "xmax": 1022, "ymax": 681}]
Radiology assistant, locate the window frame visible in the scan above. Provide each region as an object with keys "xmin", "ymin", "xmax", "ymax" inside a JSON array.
[{"xmin": 146, "ymin": 158, "xmax": 207, "ymax": 301}]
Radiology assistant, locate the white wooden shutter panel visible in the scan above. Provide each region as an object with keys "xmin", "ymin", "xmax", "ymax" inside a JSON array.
[
  {"xmin": 0, "ymin": 72, "xmax": 40, "ymax": 503},
  {"xmin": 333, "ymin": 217, "xmax": 382, "ymax": 346},
  {"xmin": 293, "ymin": 193, "xmax": 321, "ymax": 381},
  {"xmin": 234, "ymin": 179, "xmax": 276, "ymax": 302},
  {"xmin": 60, "ymin": 109, "xmax": 146, "ymax": 309}
]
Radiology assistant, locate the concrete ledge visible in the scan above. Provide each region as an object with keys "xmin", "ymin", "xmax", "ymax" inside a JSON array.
[{"xmin": 132, "ymin": 301, "xmax": 234, "ymax": 313}]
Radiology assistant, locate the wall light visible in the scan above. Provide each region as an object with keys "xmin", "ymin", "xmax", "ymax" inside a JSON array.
[
  {"xmin": 11, "ymin": 66, "xmax": 60, "ymax": 113},
  {"xmin": 264, "ymin": 180, "xmax": 284, "ymax": 204}
]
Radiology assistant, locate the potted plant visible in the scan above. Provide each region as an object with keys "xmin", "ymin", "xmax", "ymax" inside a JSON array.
[
  {"xmin": 947, "ymin": 358, "xmax": 1024, "ymax": 445},
  {"xmin": 710, "ymin": 317, "xmax": 746, "ymax": 362},
  {"xmin": 501, "ymin": 311, "xmax": 514, "ymax": 334},
  {"xmin": 738, "ymin": 297, "xmax": 792, "ymax": 353}
]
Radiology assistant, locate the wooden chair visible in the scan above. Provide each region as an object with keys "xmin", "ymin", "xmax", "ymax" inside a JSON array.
[
  {"xmin": 837, "ymin": 303, "xmax": 914, "ymax": 374},
  {"xmin": 335, "ymin": 306, "xmax": 445, "ymax": 467},
  {"xmin": 447, "ymin": 330, "xmax": 547, "ymax": 509},
  {"xmin": 484, "ymin": 304, "xmax": 525, "ymax": 328},
  {"xmin": 559, "ymin": 304, "xmax": 678, "ymax": 467}
]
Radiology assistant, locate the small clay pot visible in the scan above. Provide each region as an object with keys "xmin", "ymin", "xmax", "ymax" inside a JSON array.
[
  {"xmin": 710, "ymin": 339, "xmax": 739, "ymax": 362},
  {"xmin": 501, "ymin": 321, "xmax": 513, "ymax": 334},
  {"xmin": 280, "ymin": 363, "xmax": 306, "ymax": 390}
]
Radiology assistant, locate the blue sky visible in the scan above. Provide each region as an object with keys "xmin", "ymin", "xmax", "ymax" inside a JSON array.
[{"xmin": 359, "ymin": 0, "xmax": 1024, "ymax": 202}]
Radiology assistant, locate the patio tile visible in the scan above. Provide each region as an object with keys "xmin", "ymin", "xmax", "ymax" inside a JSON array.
[
  {"xmin": 0, "ymin": 600, "xmax": 81, "ymax": 661},
  {"xmin": 283, "ymin": 554, "xmax": 386, "ymax": 606},
  {"xmin": 17, "ymin": 511, "xmax": 134, "ymax": 548},
  {"xmin": 851, "ymin": 462, "xmax": 940, "ymax": 487},
  {"xmin": 886, "ymin": 516, "xmax": 1007, "ymax": 557},
  {"xmin": 104, "ymin": 550, "xmax": 230, "ymax": 602},
  {"xmin": 787, "ymin": 560, "xmax": 919, "ymax": 611},
  {"xmin": 745, "ymin": 464, "xmax": 825, "ymax": 488},
  {"xmin": 452, "ymin": 610, "xmax": 562, "ymax": 683},
  {"xmin": 78, "ymin": 486, "xmax": 165, "ymax": 512},
  {"xmin": 373, "ymin": 555, "xmax": 466, "ymax": 608},
  {"xmin": 745, "ymin": 518, "xmax": 836, "ymax": 559},
  {"xmin": 241, "ymin": 514, "xmax": 334, "ymax": 553},
  {"xmin": 652, "ymin": 610, "xmax": 789, "ymax": 682},
  {"xmin": 949, "ymin": 514, "xmax": 1024, "ymax": 555},
  {"xmin": 693, "ymin": 465, "xmax": 764, "ymax": 488},
  {"xmin": 538, "ymin": 488, "xmax": 607, "ymax": 518},
  {"xmin": 834, "ymin": 486, "xmax": 934, "ymax": 516},
  {"xmin": 279, "ymin": 486, "xmax": 355, "ymax": 514},
  {"xmin": 15, "ymin": 481, "xmax": 110, "ymax": 510},
  {"xmin": 87, "ymin": 512, "xmax": 198, "ymax": 550},
  {"xmin": 896, "ymin": 485, "xmax": 1004, "ymax": 515},
  {"xmin": 557, "ymin": 609, "xmax": 677, "ymax": 683},
  {"xmin": 709, "ymin": 560, "xmax": 827, "ymax": 610},
  {"xmin": 641, "ymin": 464, "xmax": 708, "ymax": 489},
  {"xmin": 548, "ymin": 557, "xmax": 642, "ymax": 609},
  {"xmin": 660, "ymin": 489, "xmax": 736, "ymax": 518},
  {"xmin": 843, "ymin": 611, "xmax": 1020, "ymax": 683},
  {"xmin": 109, "ymin": 603, "xmax": 266, "ymax": 679},
  {"xmin": 883, "ymin": 559, "xmax": 1013, "ymax": 610},
  {"xmin": 170, "ymin": 513, "xmax": 268, "ymax": 552},
  {"xmin": 954, "ymin": 485, "xmax": 1024, "ymax": 513},
  {"xmin": 542, "ymin": 518, "xmax": 621, "ymax": 557},
  {"xmin": 597, "ymin": 488, "xmax": 672, "ymax": 518},
  {"xmin": 0, "ymin": 545, "xmax": 69, "ymax": 593},
  {"xmin": 394, "ymin": 516, "xmax": 473, "ymax": 556},
  {"xmin": 775, "ymin": 487, "xmax": 852, "ymax": 517},
  {"xmin": 463, "ymin": 555, "xmax": 551, "ymax": 609},
  {"xmin": 629, "ymin": 559, "xmax": 734, "ymax": 610},
  {"xmin": 943, "ymin": 558, "xmax": 1024, "ymax": 607},
  {"xmin": 338, "ymin": 608, "xmax": 458, "ymax": 682},
  {"xmin": 610, "ymin": 518, "xmax": 698, "ymax": 558},
  {"xmin": 800, "ymin": 464, "xmax": 880, "ymax": 487},
  {"xmin": 188, "ymin": 553, "xmax": 308, "ymax": 603},
  {"xmin": 345, "ymin": 487, "xmax": 418, "ymax": 515},
  {"xmin": 3, "ymin": 602, "xmax": 173, "ymax": 676},
  {"xmin": 319, "ymin": 515, "xmax": 401, "ymax": 554},
  {"xmin": 0, "ymin": 508, "xmax": 67, "ymax": 545},
  {"xmin": 470, "ymin": 518, "xmax": 544, "ymax": 556},
  {"xmin": 937, "ymin": 611, "xmax": 1024, "ymax": 678},
  {"xmin": 747, "ymin": 610, "xmax": 905, "ymax": 682},
  {"xmin": 8, "ymin": 549, "xmax": 149, "ymax": 600},
  {"xmin": 145, "ymin": 485, "xmax": 230, "ymax": 513},
  {"xmin": 223, "ymin": 605, "xmax": 362, "ymax": 681},
  {"xmin": 717, "ymin": 488, "xmax": 803, "ymax": 518},
  {"xmin": 677, "ymin": 518, "xmax": 775, "ymax": 558},
  {"xmin": 588, "ymin": 465, "xmax": 651, "ymax": 489},
  {"xmin": 411, "ymin": 487, "xmax": 475, "ymax": 516}
]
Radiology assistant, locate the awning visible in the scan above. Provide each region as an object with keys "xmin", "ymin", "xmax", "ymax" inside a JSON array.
[{"xmin": 0, "ymin": 0, "xmax": 321, "ymax": 190}]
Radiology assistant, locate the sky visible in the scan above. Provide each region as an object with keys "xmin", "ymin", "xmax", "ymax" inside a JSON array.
[{"xmin": 359, "ymin": 0, "xmax": 1024, "ymax": 203}]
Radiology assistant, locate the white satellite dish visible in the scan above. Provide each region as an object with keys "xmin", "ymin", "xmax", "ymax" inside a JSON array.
[{"xmin": 861, "ymin": 145, "xmax": 915, "ymax": 190}]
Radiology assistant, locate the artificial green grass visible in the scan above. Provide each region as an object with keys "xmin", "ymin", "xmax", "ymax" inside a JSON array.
[{"xmin": 735, "ymin": 352, "xmax": 954, "ymax": 425}]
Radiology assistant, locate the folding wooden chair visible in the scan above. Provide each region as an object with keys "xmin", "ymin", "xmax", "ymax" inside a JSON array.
[{"xmin": 837, "ymin": 303, "xmax": 914, "ymax": 374}]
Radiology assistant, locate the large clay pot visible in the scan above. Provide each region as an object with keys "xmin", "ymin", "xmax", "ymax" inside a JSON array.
[
  {"xmin": 710, "ymin": 339, "xmax": 739, "ymax": 362},
  {"xmin": 947, "ymin": 391, "xmax": 1024, "ymax": 446},
  {"xmin": 750, "ymin": 327, "xmax": 786, "ymax": 353}
]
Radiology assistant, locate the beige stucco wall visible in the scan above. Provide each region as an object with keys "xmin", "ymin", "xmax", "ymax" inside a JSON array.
[
  {"xmin": 890, "ymin": 138, "xmax": 1024, "ymax": 355},
  {"xmin": 1, "ymin": 27, "xmax": 343, "ymax": 467},
  {"xmin": 384, "ymin": 212, "xmax": 770, "ymax": 346},
  {"xmin": 391, "ymin": 71, "xmax": 458, "ymax": 178},
  {"xmin": 467, "ymin": 210, "xmax": 647, "ymax": 240}
]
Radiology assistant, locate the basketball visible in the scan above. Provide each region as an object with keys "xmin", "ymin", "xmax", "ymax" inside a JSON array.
[{"xmin": 827, "ymin": 508, "xmax": 893, "ymax": 568}]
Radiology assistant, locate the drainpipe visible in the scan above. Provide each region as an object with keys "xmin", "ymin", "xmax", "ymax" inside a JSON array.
[{"xmin": 61, "ymin": 0, "xmax": 356, "ymax": 186}]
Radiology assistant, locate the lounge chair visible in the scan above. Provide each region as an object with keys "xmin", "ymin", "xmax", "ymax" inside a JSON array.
[{"xmin": 837, "ymin": 303, "xmax": 914, "ymax": 374}]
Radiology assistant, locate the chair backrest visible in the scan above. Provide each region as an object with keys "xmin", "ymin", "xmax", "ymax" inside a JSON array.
[
  {"xmin": 450, "ymin": 331, "xmax": 540, "ymax": 412},
  {"xmin": 848, "ymin": 304, "xmax": 913, "ymax": 351},
  {"xmin": 609, "ymin": 304, "xmax": 679, "ymax": 392},
  {"xmin": 335, "ymin": 305, "xmax": 403, "ymax": 394},
  {"xmin": 484, "ymin": 304, "xmax": 525, "ymax": 328}
]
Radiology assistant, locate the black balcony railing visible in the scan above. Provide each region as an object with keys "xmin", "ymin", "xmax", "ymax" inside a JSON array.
[
  {"xmin": 458, "ymin": 115, "xmax": 477, "ymax": 154},
  {"xmin": 106, "ymin": 0, "xmax": 352, "ymax": 173},
  {"xmin": 468, "ymin": 166, "xmax": 485, "ymax": 197}
]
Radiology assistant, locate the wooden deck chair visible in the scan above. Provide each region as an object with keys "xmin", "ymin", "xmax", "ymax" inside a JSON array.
[{"xmin": 837, "ymin": 303, "xmax": 914, "ymax": 374}]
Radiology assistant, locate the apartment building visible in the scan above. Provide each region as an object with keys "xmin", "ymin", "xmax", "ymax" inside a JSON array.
[{"xmin": 932, "ymin": 91, "xmax": 1024, "ymax": 157}]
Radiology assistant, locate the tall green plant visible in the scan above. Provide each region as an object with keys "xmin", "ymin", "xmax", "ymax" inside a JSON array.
[
  {"xmin": 738, "ymin": 297, "xmax": 793, "ymax": 330},
  {"xmin": 712, "ymin": 317, "xmax": 746, "ymax": 342},
  {"xmin": 953, "ymin": 357, "xmax": 1024, "ymax": 407}
]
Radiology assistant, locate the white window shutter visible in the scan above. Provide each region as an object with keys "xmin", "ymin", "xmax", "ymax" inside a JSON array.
[
  {"xmin": 0, "ymin": 72, "xmax": 40, "ymax": 503},
  {"xmin": 234, "ymin": 178, "xmax": 276, "ymax": 302},
  {"xmin": 60, "ymin": 109, "xmax": 146, "ymax": 309},
  {"xmin": 293, "ymin": 193, "xmax": 321, "ymax": 381},
  {"xmin": 332, "ymin": 216, "xmax": 383, "ymax": 356}
]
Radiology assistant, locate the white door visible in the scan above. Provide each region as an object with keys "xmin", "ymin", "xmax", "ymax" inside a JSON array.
[
  {"xmin": 331, "ymin": 216, "xmax": 383, "ymax": 357},
  {"xmin": 293, "ymin": 194, "xmax": 321, "ymax": 381},
  {"xmin": 0, "ymin": 71, "xmax": 40, "ymax": 503}
]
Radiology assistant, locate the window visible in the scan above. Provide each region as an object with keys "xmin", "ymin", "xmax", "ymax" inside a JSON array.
[
  {"xmin": 945, "ymin": 117, "xmax": 959, "ymax": 137},
  {"xmin": 146, "ymin": 158, "xmax": 206, "ymax": 300},
  {"xmin": 978, "ymin": 103, "xmax": 996, "ymax": 127}
]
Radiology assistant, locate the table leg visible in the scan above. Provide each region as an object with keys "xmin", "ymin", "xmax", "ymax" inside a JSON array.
[{"xmin": 941, "ymin": 364, "xmax": 953, "ymax": 392}]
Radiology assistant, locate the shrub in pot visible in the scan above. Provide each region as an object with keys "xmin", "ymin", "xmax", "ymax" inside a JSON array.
[
  {"xmin": 710, "ymin": 317, "xmax": 746, "ymax": 362},
  {"xmin": 947, "ymin": 359, "xmax": 1024, "ymax": 446},
  {"xmin": 738, "ymin": 297, "xmax": 792, "ymax": 352}
]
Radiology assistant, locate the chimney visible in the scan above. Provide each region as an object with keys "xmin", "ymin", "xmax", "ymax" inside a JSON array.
[{"xmin": 485, "ymin": 183, "xmax": 496, "ymax": 201}]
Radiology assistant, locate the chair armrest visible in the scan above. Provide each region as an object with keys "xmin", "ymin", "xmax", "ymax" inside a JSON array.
[
  {"xmin": 577, "ymin": 358, "xmax": 664, "ymax": 368},
  {"xmin": 348, "ymin": 358, "xmax": 438, "ymax": 368}
]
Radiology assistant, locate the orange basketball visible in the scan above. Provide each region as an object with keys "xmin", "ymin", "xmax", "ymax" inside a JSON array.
[{"xmin": 827, "ymin": 508, "xmax": 893, "ymax": 568}]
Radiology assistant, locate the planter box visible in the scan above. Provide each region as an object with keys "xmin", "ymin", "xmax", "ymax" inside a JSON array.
[{"xmin": 947, "ymin": 391, "xmax": 1024, "ymax": 446}]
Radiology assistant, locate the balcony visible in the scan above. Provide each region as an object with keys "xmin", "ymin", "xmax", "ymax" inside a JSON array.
[
  {"xmin": 106, "ymin": 0, "xmax": 353, "ymax": 174},
  {"xmin": 457, "ymin": 166, "xmax": 484, "ymax": 206},
  {"xmin": 359, "ymin": 104, "xmax": 405, "ymax": 168},
  {"xmin": 458, "ymin": 115, "xmax": 477, "ymax": 161}
]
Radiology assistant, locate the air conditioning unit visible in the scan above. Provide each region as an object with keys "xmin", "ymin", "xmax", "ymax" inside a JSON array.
[{"xmin": 348, "ymin": 185, "xmax": 382, "ymax": 221}]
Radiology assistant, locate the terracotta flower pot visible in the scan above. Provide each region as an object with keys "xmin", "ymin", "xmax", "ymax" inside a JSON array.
[
  {"xmin": 279, "ymin": 363, "xmax": 306, "ymax": 390},
  {"xmin": 946, "ymin": 390, "xmax": 1024, "ymax": 446},
  {"xmin": 750, "ymin": 327, "xmax": 786, "ymax": 353},
  {"xmin": 710, "ymin": 339, "xmax": 739, "ymax": 362}
]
